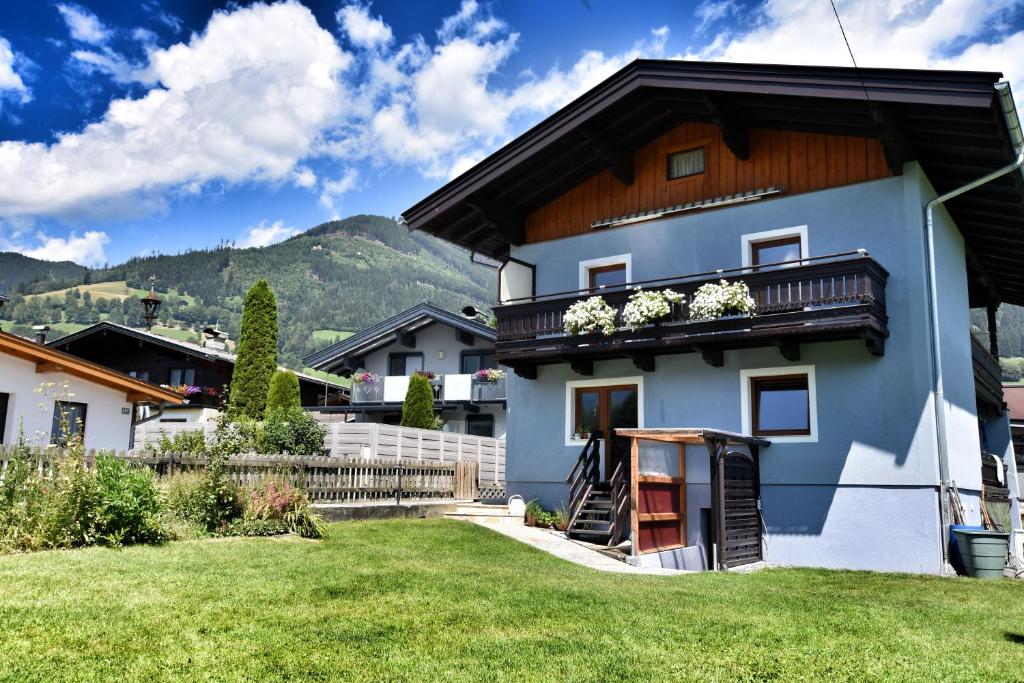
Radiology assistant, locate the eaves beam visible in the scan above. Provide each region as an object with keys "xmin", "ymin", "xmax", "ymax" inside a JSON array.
[
  {"xmin": 703, "ymin": 94, "xmax": 749, "ymax": 160},
  {"xmin": 579, "ymin": 126, "xmax": 634, "ymax": 185},
  {"xmin": 871, "ymin": 103, "xmax": 912, "ymax": 176}
]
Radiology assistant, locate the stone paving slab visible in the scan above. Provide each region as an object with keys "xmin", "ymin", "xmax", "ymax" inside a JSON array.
[{"xmin": 467, "ymin": 519, "xmax": 692, "ymax": 575}]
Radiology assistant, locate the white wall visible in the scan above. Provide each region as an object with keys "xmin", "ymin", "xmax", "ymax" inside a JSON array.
[
  {"xmin": 358, "ymin": 322, "xmax": 486, "ymax": 376},
  {"xmin": 0, "ymin": 353, "xmax": 135, "ymax": 452}
]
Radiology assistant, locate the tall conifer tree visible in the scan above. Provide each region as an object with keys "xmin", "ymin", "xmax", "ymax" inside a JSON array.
[{"xmin": 229, "ymin": 279, "xmax": 278, "ymax": 419}]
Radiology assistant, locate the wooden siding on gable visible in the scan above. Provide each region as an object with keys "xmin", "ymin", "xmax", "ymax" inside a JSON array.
[{"xmin": 524, "ymin": 123, "xmax": 893, "ymax": 243}]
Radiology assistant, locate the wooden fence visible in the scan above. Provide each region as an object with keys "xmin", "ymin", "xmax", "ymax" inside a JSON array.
[
  {"xmin": 0, "ymin": 446, "xmax": 479, "ymax": 504},
  {"xmin": 133, "ymin": 421, "xmax": 506, "ymax": 490}
]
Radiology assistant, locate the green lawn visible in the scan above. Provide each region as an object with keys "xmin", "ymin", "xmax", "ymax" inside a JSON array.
[{"xmin": 0, "ymin": 520, "xmax": 1021, "ymax": 682}]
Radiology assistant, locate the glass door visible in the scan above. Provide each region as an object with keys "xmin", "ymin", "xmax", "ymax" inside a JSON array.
[{"xmin": 574, "ymin": 384, "xmax": 639, "ymax": 479}]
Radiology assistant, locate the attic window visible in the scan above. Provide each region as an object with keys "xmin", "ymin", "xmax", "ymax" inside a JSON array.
[{"xmin": 667, "ymin": 147, "xmax": 705, "ymax": 180}]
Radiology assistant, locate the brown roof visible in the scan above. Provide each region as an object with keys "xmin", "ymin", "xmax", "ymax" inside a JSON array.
[
  {"xmin": 0, "ymin": 330, "xmax": 184, "ymax": 405},
  {"xmin": 1005, "ymin": 386, "xmax": 1024, "ymax": 422}
]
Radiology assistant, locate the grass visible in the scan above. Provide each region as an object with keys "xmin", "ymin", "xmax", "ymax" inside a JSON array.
[
  {"xmin": 312, "ymin": 328, "xmax": 354, "ymax": 344},
  {"xmin": 0, "ymin": 519, "xmax": 1021, "ymax": 682},
  {"xmin": 26, "ymin": 280, "xmax": 196, "ymax": 305}
]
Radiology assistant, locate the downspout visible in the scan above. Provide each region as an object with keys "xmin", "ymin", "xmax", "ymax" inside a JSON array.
[
  {"xmin": 924, "ymin": 81, "xmax": 1024, "ymax": 565},
  {"xmin": 129, "ymin": 401, "xmax": 169, "ymax": 450}
]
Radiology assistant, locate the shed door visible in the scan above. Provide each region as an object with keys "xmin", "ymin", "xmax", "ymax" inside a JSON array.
[{"xmin": 721, "ymin": 454, "xmax": 762, "ymax": 568}]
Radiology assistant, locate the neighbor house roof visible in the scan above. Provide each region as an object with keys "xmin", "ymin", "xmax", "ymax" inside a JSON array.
[
  {"xmin": 303, "ymin": 302, "xmax": 495, "ymax": 372},
  {"xmin": 0, "ymin": 329, "xmax": 183, "ymax": 405},
  {"xmin": 48, "ymin": 321, "xmax": 345, "ymax": 391},
  {"xmin": 402, "ymin": 59, "xmax": 1024, "ymax": 306}
]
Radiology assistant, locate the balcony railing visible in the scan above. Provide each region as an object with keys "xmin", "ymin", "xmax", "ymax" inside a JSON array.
[
  {"xmin": 494, "ymin": 251, "xmax": 889, "ymax": 372},
  {"xmin": 350, "ymin": 374, "xmax": 506, "ymax": 404}
]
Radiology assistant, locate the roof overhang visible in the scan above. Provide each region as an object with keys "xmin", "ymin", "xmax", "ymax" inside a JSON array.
[
  {"xmin": 402, "ymin": 59, "xmax": 1024, "ymax": 306},
  {"xmin": 303, "ymin": 303, "xmax": 496, "ymax": 372},
  {"xmin": 1, "ymin": 331, "xmax": 184, "ymax": 405}
]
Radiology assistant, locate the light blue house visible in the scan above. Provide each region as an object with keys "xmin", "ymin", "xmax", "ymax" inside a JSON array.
[{"xmin": 402, "ymin": 61, "xmax": 1024, "ymax": 574}]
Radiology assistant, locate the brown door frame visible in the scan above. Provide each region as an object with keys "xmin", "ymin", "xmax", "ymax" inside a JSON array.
[{"xmin": 575, "ymin": 383, "xmax": 638, "ymax": 478}]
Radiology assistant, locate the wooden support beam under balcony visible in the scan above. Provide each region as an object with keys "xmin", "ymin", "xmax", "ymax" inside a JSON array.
[{"xmin": 492, "ymin": 251, "xmax": 890, "ymax": 375}]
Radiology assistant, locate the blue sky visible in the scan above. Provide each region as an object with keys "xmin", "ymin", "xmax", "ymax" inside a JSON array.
[{"xmin": 0, "ymin": 0, "xmax": 1022, "ymax": 266}]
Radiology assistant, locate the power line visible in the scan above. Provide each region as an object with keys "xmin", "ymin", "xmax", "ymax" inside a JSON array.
[{"xmin": 830, "ymin": 0, "xmax": 872, "ymax": 104}]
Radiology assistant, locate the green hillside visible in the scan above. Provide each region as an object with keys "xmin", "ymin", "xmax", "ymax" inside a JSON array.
[
  {"xmin": 0, "ymin": 215, "xmax": 495, "ymax": 368},
  {"xmin": 0, "ymin": 253, "xmax": 86, "ymax": 292}
]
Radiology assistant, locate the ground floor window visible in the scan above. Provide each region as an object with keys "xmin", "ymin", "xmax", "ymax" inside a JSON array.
[
  {"xmin": 741, "ymin": 365, "xmax": 817, "ymax": 442},
  {"xmin": 466, "ymin": 414, "xmax": 494, "ymax": 437},
  {"xmin": 51, "ymin": 401, "xmax": 87, "ymax": 446},
  {"xmin": 0, "ymin": 392, "xmax": 8, "ymax": 443}
]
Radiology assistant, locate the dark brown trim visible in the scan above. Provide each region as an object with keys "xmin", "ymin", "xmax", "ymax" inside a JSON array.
[{"xmin": 587, "ymin": 263, "xmax": 628, "ymax": 290}]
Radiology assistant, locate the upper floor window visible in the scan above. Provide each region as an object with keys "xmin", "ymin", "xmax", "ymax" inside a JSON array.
[
  {"xmin": 588, "ymin": 264, "xmax": 627, "ymax": 290},
  {"xmin": 667, "ymin": 147, "xmax": 705, "ymax": 180},
  {"xmin": 388, "ymin": 352, "xmax": 424, "ymax": 376},
  {"xmin": 741, "ymin": 226, "xmax": 809, "ymax": 269},
  {"xmin": 579, "ymin": 254, "xmax": 631, "ymax": 291},
  {"xmin": 751, "ymin": 236, "xmax": 802, "ymax": 267},
  {"xmin": 169, "ymin": 368, "xmax": 195, "ymax": 386},
  {"xmin": 461, "ymin": 351, "xmax": 497, "ymax": 374},
  {"xmin": 129, "ymin": 370, "xmax": 151, "ymax": 383}
]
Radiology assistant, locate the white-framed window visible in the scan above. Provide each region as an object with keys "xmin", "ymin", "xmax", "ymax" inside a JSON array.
[
  {"xmin": 578, "ymin": 254, "xmax": 632, "ymax": 291},
  {"xmin": 740, "ymin": 365, "xmax": 818, "ymax": 443},
  {"xmin": 741, "ymin": 226, "xmax": 809, "ymax": 269},
  {"xmin": 564, "ymin": 375, "xmax": 644, "ymax": 447}
]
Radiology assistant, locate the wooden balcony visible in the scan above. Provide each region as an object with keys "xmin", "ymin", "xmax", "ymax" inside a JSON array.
[
  {"xmin": 494, "ymin": 251, "xmax": 889, "ymax": 377},
  {"xmin": 971, "ymin": 335, "xmax": 1004, "ymax": 410}
]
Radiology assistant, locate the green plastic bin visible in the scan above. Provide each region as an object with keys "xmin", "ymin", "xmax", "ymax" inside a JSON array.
[{"xmin": 952, "ymin": 528, "xmax": 1009, "ymax": 579}]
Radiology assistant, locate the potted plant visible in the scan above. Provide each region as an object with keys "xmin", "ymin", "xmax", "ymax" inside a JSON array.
[
  {"xmin": 351, "ymin": 370, "xmax": 382, "ymax": 402},
  {"xmin": 473, "ymin": 368, "xmax": 506, "ymax": 400},
  {"xmin": 621, "ymin": 287, "xmax": 684, "ymax": 331},
  {"xmin": 563, "ymin": 295, "xmax": 618, "ymax": 336},
  {"xmin": 690, "ymin": 279, "xmax": 756, "ymax": 320}
]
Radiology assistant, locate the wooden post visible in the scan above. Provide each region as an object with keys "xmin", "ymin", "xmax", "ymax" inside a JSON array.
[{"xmin": 987, "ymin": 302, "xmax": 999, "ymax": 357}]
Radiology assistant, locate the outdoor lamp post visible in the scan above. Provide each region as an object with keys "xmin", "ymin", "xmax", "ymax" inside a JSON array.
[{"xmin": 140, "ymin": 284, "xmax": 162, "ymax": 331}]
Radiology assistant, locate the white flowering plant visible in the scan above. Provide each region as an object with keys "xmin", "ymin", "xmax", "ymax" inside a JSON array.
[
  {"xmin": 689, "ymin": 279, "xmax": 756, "ymax": 320},
  {"xmin": 621, "ymin": 288, "xmax": 684, "ymax": 331},
  {"xmin": 563, "ymin": 296, "xmax": 618, "ymax": 336}
]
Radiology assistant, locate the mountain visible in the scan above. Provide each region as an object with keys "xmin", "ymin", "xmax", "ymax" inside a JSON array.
[
  {"xmin": 0, "ymin": 215, "xmax": 496, "ymax": 368},
  {"xmin": 0, "ymin": 253, "xmax": 87, "ymax": 292}
]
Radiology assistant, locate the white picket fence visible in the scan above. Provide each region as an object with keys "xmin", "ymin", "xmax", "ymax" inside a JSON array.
[{"xmin": 133, "ymin": 420, "xmax": 506, "ymax": 494}]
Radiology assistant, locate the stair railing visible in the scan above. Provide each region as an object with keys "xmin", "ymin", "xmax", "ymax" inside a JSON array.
[
  {"xmin": 606, "ymin": 455, "xmax": 630, "ymax": 547},
  {"xmin": 566, "ymin": 430, "xmax": 602, "ymax": 530}
]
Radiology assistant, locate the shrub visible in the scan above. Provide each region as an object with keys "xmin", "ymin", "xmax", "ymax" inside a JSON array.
[
  {"xmin": 160, "ymin": 456, "xmax": 242, "ymax": 533},
  {"xmin": 153, "ymin": 429, "xmax": 207, "ymax": 454},
  {"xmin": 524, "ymin": 499, "xmax": 544, "ymax": 527},
  {"xmin": 554, "ymin": 505, "xmax": 570, "ymax": 532},
  {"xmin": 262, "ymin": 408, "xmax": 326, "ymax": 455},
  {"xmin": 93, "ymin": 455, "xmax": 165, "ymax": 546},
  {"xmin": 241, "ymin": 479, "xmax": 327, "ymax": 539},
  {"xmin": 400, "ymin": 374, "xmax": 436, "ymax": 429},
  {"xmin": 266, "ymin": 370, "xmax": 301, "ymax": 416},
  {"xmin": 229, "ymin": 279, "xmax": 279, "ymax": 419}
]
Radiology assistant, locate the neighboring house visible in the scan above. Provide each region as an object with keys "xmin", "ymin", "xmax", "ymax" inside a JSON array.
[
  {"xmin": 304, "ymin": 303, "xmax": 506, "ymax": 438},
  {"xmin": 401, "ymin": 60, "xmax": 1024, "ymax": 574},
  {"xmin": 47, "ymin": 321, "xmax": 346, "ymax": 423},
  {"xmin": 0, "ymin": 328, "xmax": 182, "ymax": 451}
]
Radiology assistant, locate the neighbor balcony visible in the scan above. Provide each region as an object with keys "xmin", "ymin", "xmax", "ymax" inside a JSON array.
[
  {"xmin": 493, "ymin": 251, "xmax": 889, "ymax": 376},
  {"xmin": 350, "ymin": 374, "xmax": 506, "ymax": 404}
]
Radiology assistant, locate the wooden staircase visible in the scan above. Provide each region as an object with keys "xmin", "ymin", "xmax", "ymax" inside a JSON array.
[{"xmin": 565, "ymin": 432, "xmax": 630, "ymax": 547}]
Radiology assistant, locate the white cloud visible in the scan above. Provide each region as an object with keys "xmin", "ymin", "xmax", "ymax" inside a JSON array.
[
  {"xmin": 688, "ymin": 0, "xmax": 1023, "ymax": 103},
  {"xmin": 337, "ymin": 3, "xmax": 393, "ymax": 49},
  {"xmin": 0, "ymin": 1, "xmax": 351, "ymax": 220},
  {"xmin": 319, "ymin": 168, "xmax": 359, "ymax": 216},
  {"xmin": 56, "ymin": 3, "xmax": 111, "ymax": 45},
  {"xmin": 694, "ymin": 1, "xmax": 739, "ymax": 33},
  {"xmin": 0, "ymin": 37, "xmax": 30, "ymax": 106},
  {"xmin": 237, "ymin": 220, "xmax": 301, "ymax": 248},
  {"xmin": 6, "ymin": 229, "xmax": 110, "ymax": 266},
  {"xmin": 292, "ymin": 166, "xmax": 318, "ymax": 188}
]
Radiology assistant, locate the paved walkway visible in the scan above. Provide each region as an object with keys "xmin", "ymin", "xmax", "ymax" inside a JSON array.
[{"xmin": 468, "ymin": 520, "xmax": 691, "ymax": 575}]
